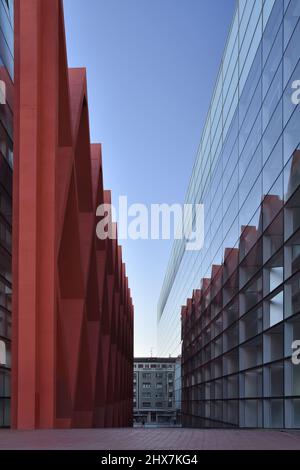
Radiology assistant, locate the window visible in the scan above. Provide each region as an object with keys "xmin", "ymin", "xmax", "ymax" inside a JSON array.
[
  {"xmin": 156, "ymin": 383, "xmax": 163, "ymax": 389},
  {"xmin": 0, "ymin": 341, "xmax": 6, "ymax": 365},
  {"xmin": 142, "ymin": 402, "xmax": 151, "ymax": 408},
  {"xmin": 268, "ymin": 290, "xmax": 284, "ymax": 327},
  {"xmin": 155, "ymin": 402, "xmax": 163, "ymax": 408},
  {"xmin": 0, "ymin": 398, "xmax": 10, "ymax": 427},
  {"xmin": 142, "ymin": 373, "xmax": 151, "ymax": 379}
]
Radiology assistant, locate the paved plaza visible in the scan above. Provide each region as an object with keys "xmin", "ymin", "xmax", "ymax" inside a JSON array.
[{"xmin": 0, "ymin": 428, "xmax": 300, "ymax": 450}]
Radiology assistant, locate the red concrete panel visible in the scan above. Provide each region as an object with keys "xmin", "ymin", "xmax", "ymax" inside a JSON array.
[{"xmin": 12, "ymin": 0, "xmax": 133, "ymax": 429}]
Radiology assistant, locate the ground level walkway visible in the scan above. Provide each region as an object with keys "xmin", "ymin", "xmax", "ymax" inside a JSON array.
[{"xmin": 0, "ymin": 428, "xmax": 300, "ymax": 450}]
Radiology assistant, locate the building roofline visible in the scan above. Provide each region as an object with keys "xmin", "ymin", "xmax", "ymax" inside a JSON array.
[{"xmin": 134, "ymin": 357, "xmax": 177, "ymax": 363}]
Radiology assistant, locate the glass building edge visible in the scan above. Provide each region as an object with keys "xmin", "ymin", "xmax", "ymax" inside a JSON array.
[
  {"xmin": 159, "ymin": 0, "xmax": 281, "ymax": 324},
  {"xmin": 158, "ymin": 0, "xmax": 282, "ymax": 353},
  {"xmin": 0, "ymin": 0, "xmax": 13, "ymax": 428},
  {"xmin": 158, "ymin": 0, "xmax": 300, "ymax": 428},
  {"xmin": 157, "ymin": 1, "xmax": 240, "ymax": 322}
]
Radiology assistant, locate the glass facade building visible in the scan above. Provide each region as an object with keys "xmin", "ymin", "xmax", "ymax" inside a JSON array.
[
  {"xmin": 158, "ymin": 0, "xmax": 300, "ymax": 427},
  {"xmin": 0, "ymin": 0, "xmax": 13, "ymax": 427}
]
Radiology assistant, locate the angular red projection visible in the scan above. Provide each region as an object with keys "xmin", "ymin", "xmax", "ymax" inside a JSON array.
[{"xmin": 12, "ymin": 0, "xmax": 134, "ymax": 429}]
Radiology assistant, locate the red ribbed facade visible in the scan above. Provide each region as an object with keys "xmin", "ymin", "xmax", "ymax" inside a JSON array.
[{"xmin": 12, "ymin": 0, "xmax": 133, "ymax": 429}]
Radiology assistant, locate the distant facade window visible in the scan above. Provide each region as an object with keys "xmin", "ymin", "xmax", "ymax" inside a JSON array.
[
  {"xmin": 142, "ymin": 383, "xmax": 151, "ymax": 389},
  {"xmin": 142, "ymin": 373, "xmax": 151, "ymax": 379},
  {"xmin": 142, "ymin": 402, "xmax": 151, "ymax": 408},
  {"xmin": 0, "ymin": 341, "xmax": 6, "ymax": 365}
]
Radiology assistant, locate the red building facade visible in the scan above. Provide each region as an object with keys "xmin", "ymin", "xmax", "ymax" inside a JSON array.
[{"xmin": 12, "ymin": 0, "xmax": 133, "ymax": 429}]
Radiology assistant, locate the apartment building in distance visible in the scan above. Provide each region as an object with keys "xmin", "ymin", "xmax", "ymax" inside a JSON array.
[
  {"xmin": 134, "ymin": 358, "xmax": 177, "ymax": 425},
  {"xmin": 159, "ymin": 0, "xmax": 300, "ymax": 428}
]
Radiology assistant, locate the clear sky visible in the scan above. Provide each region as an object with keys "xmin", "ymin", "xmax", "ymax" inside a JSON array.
[{"xmin": 63, "ymin": 0, "xmax": 236, "ymax": 357}]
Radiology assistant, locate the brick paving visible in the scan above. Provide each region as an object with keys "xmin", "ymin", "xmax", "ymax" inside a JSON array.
[{"xmin": 0, "ymin": 428, "xmax": 300, "ymax": 450}]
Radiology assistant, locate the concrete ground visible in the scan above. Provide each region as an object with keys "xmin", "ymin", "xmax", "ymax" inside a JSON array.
[{"xmin": 0, "ymin": 428, "xmax": 300, "ymax": 450}]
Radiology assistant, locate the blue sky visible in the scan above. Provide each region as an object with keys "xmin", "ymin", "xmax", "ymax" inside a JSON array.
[{"xmin": 63, "ymin": 0, "xmax": 236, "ymax": 357}]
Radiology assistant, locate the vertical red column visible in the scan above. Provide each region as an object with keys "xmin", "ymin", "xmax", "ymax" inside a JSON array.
[{"xmin": 12, "ymin": 0, "xmax": 59, "ymax": 429}]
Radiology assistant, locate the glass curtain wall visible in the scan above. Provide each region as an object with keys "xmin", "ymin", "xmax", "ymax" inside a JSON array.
[{"xmin": 0, "ymin": 0, "xmax": 13, "ymax": 428}]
